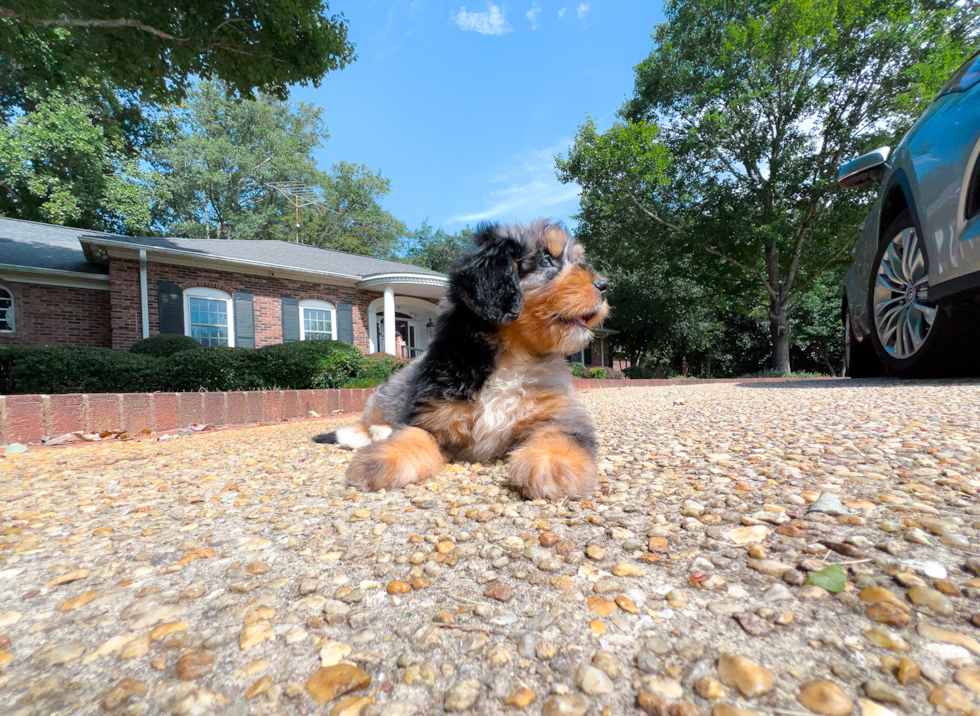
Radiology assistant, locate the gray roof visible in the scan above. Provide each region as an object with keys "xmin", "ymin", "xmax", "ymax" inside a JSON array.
[
  {"xmin": 0, "ymin": 218, "xmax": 111, "ymax": 274},
  {"xmin": 0, "ymin": 217, "xmax": 445, "ymax": 280}
]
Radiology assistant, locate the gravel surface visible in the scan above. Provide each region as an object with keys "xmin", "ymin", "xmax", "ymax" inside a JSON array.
[{"xmin": 2, "ymin": 380, "xmax": 980, "ymax": 716}]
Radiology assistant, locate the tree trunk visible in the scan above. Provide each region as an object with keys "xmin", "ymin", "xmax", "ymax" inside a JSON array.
[
  {"xmin": 823, "ymin": 356, "xmax": 837, "ymax": 378},
  {"xmin": 769, "ymin": 300, "xmax": 791, "ymax": 374}
]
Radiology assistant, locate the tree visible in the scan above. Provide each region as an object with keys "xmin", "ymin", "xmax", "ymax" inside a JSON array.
[
  {"xmin": 558, "ymin": 0, "xmax": 979, "ymax": 373},
  {"xmin": 0, "ymin": 1, "xmax": 355, "ymax": 104},
  {"xmin": 152, "ymin": 80, "xmax": 326, "ymax": 241},
  {"xmin": 0, "ymin": 85, "xmax": 160, "ymax": 233},
  {"xmin": 279, "ymin": 161, "xmax": 408, "ymax": 258},
  {"xmin": 399, "ymin": 221, "xmax": 471, "ymax": 272},
  {"xmin": 790, "ymin": 270, "xmax": 846, "ymax": 376}
]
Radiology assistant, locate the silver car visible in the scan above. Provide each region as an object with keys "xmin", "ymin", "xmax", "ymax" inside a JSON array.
[{"xmin": 841, "ymin": 49, "xmax": 980, "ymax": 377}]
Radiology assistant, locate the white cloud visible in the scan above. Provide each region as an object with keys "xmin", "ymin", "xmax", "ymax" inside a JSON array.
[
  {"xmin": 526, "ymin": 2, "xmax": 541, "ymax": 29},
  {"xmin": 558, "ymin": 6, "xmax": 566, "ymax": 17},
  {"xmin": 577, "ymin": 3, "xmax": 589, "ymax": 20},
  {"xmin": 456, "ymin": 3, "xmax": 512, "ymax": 35},
  {"xmin": 446, "ymin": 142, "xmax": 581, "ymax": 226}
]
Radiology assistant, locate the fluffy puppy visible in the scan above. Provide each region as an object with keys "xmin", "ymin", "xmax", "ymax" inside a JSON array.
[{"xmin": 313, "ymin": 220, "xmax": 609, "ymax": 500}]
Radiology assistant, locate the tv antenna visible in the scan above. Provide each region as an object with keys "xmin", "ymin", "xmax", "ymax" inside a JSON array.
[{"xmin": 262, "ymin": 181, "xmax": 326, "ymax": 242}]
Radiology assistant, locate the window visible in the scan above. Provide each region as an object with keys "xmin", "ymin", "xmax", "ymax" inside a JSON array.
[
  {"xmin": 566, "ymin": 349, "xmax": 584, "ymax": 364},
  {"xmin": 300, "ymin": 299, "xmax": 336, "ymax": 341},
  {"xmin": 183, "ymin": 288, "xmax": 234, "ymax": 347},
  {"xmin": 0, "ymin": 285, "xmax": 12, "ymax": 332}
]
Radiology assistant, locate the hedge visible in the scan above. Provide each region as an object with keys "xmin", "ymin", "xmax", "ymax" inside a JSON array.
[
  {"xmin": 129, "ymin": 334, "xmax": 203, "ymax": 358},
  {"xmin": 0, "ymin": 340, "xmax": 407, "ymax": 395}
]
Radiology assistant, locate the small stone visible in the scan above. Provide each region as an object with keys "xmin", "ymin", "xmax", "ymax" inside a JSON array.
[
  {"xmin": 593, "ymin": 577, "xmax": 623, "ymax": 594},
  {"xmin": 320, "ymin": 641, "xmax": 353, "ymax": 666},
  {"xmin": 775, "ymin": 610, "xmax": 794, "ymax": 625},
  {"xmin": 245, "ymin": 561, "xmax": 270, "ymax": 575},
  {"xmin": 863, "ymin": 629, "xmax": 909, "ymax": 652},
  {"xmin": 536, "ymin": 641, "xmax": 557, "ymax": 660},
  {"xmin": 542, "ymin": 694, "xmax": 588, "ymax": 716},
  {"xmin": 387, "ymin": 581, "xmax": 410, "ymax": 595},
  {"xmin": 576, "ymin": 664, "xmax": 613, "ymax": 695},
  {"xmin": 239, "ymin": 621, "xmax": 276, "ymax": 650},
  {"xmin": 917, "ymin": 623, "xmax": 980, "ymax": 654},
  {"xmin": 505, "ymin": 687, "xmax": 536, "ymax": 708},
  {"xmin": 928, "ymin": 684, "xmax": 974, "ymax": 712},
  {"xmin": 954, "ymin": 665, "xmax": 980, "ymax": 695},
  {"xmin": 797, "ymin": 680, "xmax": 853, "ymax": 715},
  {"xmin": 612, "ymin": 562, "xmax": 644, "ymax": 577},
  {"xmin": 175, "ymin": 651, "xmax": 214, "ymax": 680},
  {"xmin": 667, "ymin": 589, "xmax": 688, "ymax": 607},
  {"xmin": 858, "ymin": 588, "xmax": 908, "ymax": 612},
  {"xmin": 904, "ymin": 528, "xmax": 931, "ymax": 546},
  {"xmin": 103, "ymin": 678, "xmax": 147, "ymax": 711},
  {"xmin": 809, "ymin": 492, "xmax": 848, "ymax": 515},
  {"xmin": 862, "ymin": 680, "xmax": 908, "ymax": 708},
  {"xmin": 717, "ymin": 653, "xmax": 775, "ymax": 698},
  {"xmin": 588, "ymin": 597, "xmax": 617, "ymax": 616},
  {"xmin": 285, "ymin": 626, "xmax": 308, "ymax": 644},
  {"xmin": 726, "ymin": 526, "xmax": 770, "ymax": 544},
  {"xmin": 908, "ymin": 586, "xmax": 954, "ymax": 617},
  {"xmin": 330, "ymin": 696, "xmax": 373, "ymax": 716},
  {"xmin": 539, "ymin": 532, "xmax": 560, "ymax": 547},
  {"xmin": 592, "ymin": 651, "xmax": 620, "ymax": 679},
  {"xmin": 119, "ymin": 636, "xmax": 150, "ymax": 661},
  {"xmin": 149, "ymin": 621, "xmax": 189, "ymax": 641},
  {"xmin": 857, "ymin": 701, "xmax": 897, "ymax": 716},
  {"xmin": 748, "ymin": 559, "xmax": 793, "ymax": 577},
  {"xmin": 764, "ymin": 583, "xmax": 792, "ymax": 601},
  {"xmin": 866, "ymin": 603, "xmax": 911, "ymax": 628},
  {"xmin": 710, "ymin": 706, "xmax": 761, "ymax": 716},
  {"xmin": 896, "ymin": 658, "xmax": 920, "ymax": 686},
  {"xmin": 403, "ymin": 664, "xmax": 435, "ymax": 686},
  {"xmin": 58, "ymin": 590, "xmax": 98, "ymax": 611},
  {"xmin": 637, "ymin": 675, "xmax": 684, "ymax": 700},
  {"xmin": 734, "ymin": 612, "xmax": 769, "ymax": 636},
  {"xmin": 484, "ymin": 580, "xmax": 513, "ymax": 602},
  {"xmin": 306, "ymin": 665, "xmax": 371, "ymax": 704},
  {"xmin": 445, "ymin": 679, "xmax": 481, "ymax": 712},
  {"xmin": 747, "ymin": 544, "xmax": 767, "ymax": 559},
  {"xmin": 586, "ymin": 545, "xmax": 606, "ymax": 560},
  {"xmin": 246, "ymin": 675, "xmax": 272, "ymax": 700},
  {"xmin": 696, "ymin": 677, "xmax": 726, "ymax": 700},
  {"xmin": 485, "ymin": 646, "xmax": 511, "ymax": 666},
  {"xmin": 636, "ymin": 651, "xmax": 658, "ymax": 674}
]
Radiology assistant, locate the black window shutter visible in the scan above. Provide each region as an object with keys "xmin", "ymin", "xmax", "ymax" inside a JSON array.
[
  {"xmin": 281, "ymin": 296, "xmax": 300, "ymax": 343},
  {"xmin": 158, "ymin": 281, "xmax": 184, "ymax": 334},
  {"xmin": 584, "ymin": 343, "xmax": 593, "ymax": 365},
  {"xmin": 234, "ymin": 292, "xmax": 255, "ymax": 348},
  {"xmin": 337, "ymin": 302, "xmax": 354, "ymax": 345}
]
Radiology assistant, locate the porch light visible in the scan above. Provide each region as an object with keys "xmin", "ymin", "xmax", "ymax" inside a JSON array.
[{"xmin": 426, "ymin": 318, "xmax": 434, "ymax": 337}]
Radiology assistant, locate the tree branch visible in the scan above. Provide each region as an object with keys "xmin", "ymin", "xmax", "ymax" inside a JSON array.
[{"xmin": 618, "ymin": 179, "xmax": 778, "ymax": 301}]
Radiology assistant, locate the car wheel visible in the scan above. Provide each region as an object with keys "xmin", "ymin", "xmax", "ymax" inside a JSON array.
[
  {"xmin": 843, "ymin": 307, "xmax": 881, "ymax": 378},
  {"xmin": 866, "ymin": 211, "xmax": 953, "ymax": 376}
]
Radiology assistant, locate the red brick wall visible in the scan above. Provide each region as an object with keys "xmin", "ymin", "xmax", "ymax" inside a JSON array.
[
  {"xmin": 109, "ymin": 260, "xmax": 374, "ymax": 352},
  {"xmin": 0, "ymin": 282, "xmax": 111, "ymax": 349}
]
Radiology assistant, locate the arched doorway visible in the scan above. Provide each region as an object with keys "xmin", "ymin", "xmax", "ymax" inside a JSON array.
[{"xmin": 368, "ymin": 296, "xmax": 439, "ymax": 355}]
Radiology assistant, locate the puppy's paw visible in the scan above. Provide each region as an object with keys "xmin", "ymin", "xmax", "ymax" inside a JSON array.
[
  {"xmin": 508, "ymin": 427, "xmax": 598, "ymax": 501},
  {"xmin": 334, "ymin": 422, "xmax": 372, "ymax": 449},
  {"xmin": 345, "ymin": 427, "xmax": 445, "ymax": 491}
]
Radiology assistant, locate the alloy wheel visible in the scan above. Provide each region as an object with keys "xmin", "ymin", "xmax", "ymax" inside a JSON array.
[{"xmin": 872, "ymin": 227, "xmax": 936, "ymax": 359}]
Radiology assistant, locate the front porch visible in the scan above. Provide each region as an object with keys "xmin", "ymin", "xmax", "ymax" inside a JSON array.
[{"xmin": 356, "ymin": 273, "xmax": 447, "ymax": 358}]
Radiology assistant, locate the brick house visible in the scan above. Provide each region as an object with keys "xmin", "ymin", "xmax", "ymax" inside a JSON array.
[{"xmin": 0, "ymin": 217, "xmax": 616, "ymax": 367}]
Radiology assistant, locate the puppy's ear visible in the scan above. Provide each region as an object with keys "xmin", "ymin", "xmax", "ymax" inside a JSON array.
[{"xmin": 448, "ymin": 223, "xmax": 524, "ymax": 324}]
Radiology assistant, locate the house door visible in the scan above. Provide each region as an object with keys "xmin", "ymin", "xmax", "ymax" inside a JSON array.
[{"xmin": 378, "ymin": 313, "xmax": 419, "ymax": 357}]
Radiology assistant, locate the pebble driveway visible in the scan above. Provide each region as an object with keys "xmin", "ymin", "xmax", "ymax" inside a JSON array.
[{"xmin": 2, "ymin": 380, "xmax": 980, "ymax": 716}]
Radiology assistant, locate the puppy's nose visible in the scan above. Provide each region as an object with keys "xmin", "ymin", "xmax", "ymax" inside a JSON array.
[{"xmin": 593, "ymin": 278, "xmax": 609, "ymax": 297}]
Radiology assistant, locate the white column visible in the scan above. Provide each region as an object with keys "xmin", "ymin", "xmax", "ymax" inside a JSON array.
[
  {"xmin": 139, "ymin": 250, "xmax": 149, "ymax": 339},
  {"xmin": 383, "ymin": 285, "xmax": 396, "ymax": 356}
]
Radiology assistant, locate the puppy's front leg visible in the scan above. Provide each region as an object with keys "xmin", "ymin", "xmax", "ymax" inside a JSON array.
[
  {"xmin": 508, "ymin": 426, "xmax": 598, "ymax": 501},
  {"xmin": 346, "ymin": 426, "xmax": 445, "ymax": 491}
]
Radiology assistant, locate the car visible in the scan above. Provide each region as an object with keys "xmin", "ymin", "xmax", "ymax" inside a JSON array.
[{"xmin": 840, "ymin": 48, "xmax": 980, "ymax": 377}]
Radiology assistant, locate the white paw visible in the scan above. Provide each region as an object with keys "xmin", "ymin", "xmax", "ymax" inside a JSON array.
[
  {"xmin": 369, "ymin": 425, "xmax": 393, "ymax": 442},
  {"xmin": 335, "ymin": 424, "xmax": 372, "ymax": 449}
]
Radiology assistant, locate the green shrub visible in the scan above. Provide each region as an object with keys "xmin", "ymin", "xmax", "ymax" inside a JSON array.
[
  {"xmin": 129, "ymin": 334, "xmax": 203, "ymax": 358},
  {"xmin": 0, "ymin": 346, "xmax": 162, "ymax": 394},
  {"xmin": 164, "ymin": 347, "xmax": 257, "ymax": 392},
  {"xmin": 587, "ymin": 367, "xmax": 608, "ymax": 379},
  {"xmin": 357, "ymin": 353, "xmax": 409, "ymax": 383},
  {"xmin": 340, "ymin": 377, "xmax": 385, "ymax": 389},
  {"xmin": 246, "ymin": 340, "xmax": 362, "ymax": 390},
  {"xmin": 570, "ymin": 363, "xmax": 587, "ymax": 377}
]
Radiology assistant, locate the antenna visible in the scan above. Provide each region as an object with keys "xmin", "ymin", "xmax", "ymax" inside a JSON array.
[{"xmin": 261, "ymin": 181, "xmax": 326, "ymax": 242}]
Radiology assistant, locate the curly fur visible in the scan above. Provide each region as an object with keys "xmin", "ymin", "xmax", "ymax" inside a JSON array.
[{"xmin": 312, "ymin": 220, "xmax": 609, "ymax": 500}]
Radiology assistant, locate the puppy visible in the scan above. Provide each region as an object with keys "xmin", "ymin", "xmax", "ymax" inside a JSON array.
[{"xmin": 313, "ymin": 220, "xmax": 609, "ymax": 500}]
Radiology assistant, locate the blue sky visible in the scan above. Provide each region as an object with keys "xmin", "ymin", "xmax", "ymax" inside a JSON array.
[{"xmin": 290, "ymin": 1, "xmax": 665, "ymax": 234}]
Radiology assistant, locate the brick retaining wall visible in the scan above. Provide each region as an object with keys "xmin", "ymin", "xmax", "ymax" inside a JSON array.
[{"xmin": 0, "ymin": 377, "xmax": 840, "ymax": 446}]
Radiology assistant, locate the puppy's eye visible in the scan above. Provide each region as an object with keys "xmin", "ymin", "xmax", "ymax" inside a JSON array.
[{"xmin": 539, "ymin": 253, "xmax": 556, "ymax": 268}]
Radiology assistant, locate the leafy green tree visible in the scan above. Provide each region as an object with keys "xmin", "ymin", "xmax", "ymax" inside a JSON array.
[
  {"xmin": 0, "ymin": 85, "xmax": 160, "ymax": 232},
  {"xmin": 790, "ymin": 270, "xmax": 846, "ymax": 376},
  {"xmin": 558, "ymin": 0, "xmax": 979, "ymax": 373},
  {"xmin": 279, "ymin": 161, "xmax": 408, "ymax": 257},
  {"xmin": 0, "ymin": 1, "xmax": 355, "ymax": 103},
  {"xmin": 399, "ymin": 221, "xmax": 471, "ymax": 272},
  {"xmin": 152, "ymin": 80, "xmax": 326, "ymax": 241}
]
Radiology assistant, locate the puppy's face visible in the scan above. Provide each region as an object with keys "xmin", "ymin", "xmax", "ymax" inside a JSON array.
[
  {"xmin": 500, "ymin": 223, "xmax": 609, "ymax": 356},
  {"xmin": 448, "ymin": 220, "xmax": 609, "ymax": 356}
]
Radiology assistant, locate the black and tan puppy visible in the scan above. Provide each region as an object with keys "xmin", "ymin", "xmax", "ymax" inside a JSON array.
[{"xmin": 313, "ymin": 220, "xmax": 609, "ymax": 500}]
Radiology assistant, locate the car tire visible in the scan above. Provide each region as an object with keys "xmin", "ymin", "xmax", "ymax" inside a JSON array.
[
  {"xmin": 866, "ymin": 211, "xmax": 956, "ymax": 377},
  {"xmin": 843, "ymin": 307, "xmax": 881, "ymax": 378}
]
